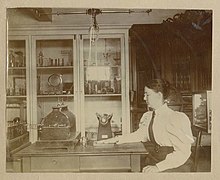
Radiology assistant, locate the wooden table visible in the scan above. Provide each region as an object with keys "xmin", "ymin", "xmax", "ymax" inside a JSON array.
[{"xmin": 13, "ymin": 142, "xmax": 148, "ymax": 172}]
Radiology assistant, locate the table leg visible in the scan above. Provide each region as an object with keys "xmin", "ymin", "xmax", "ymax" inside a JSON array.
[
  {"xmin": 22, "ymin": 157, "xmax": 31, "ymax": 172},
  {"xmin": 131, "ymin": 154, "xmax": 141, "ymax": 172},
  {"xmin": 12, "ymin": 158, "xmax": 22, "ymax": 172}
]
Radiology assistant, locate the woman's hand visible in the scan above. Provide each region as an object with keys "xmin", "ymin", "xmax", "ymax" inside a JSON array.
[
  {"xmin": 96, "ymin": 137, "xmax": 119, "ymax": 144},
  {"xmin": 96, "ymin": 135, "xmax": 133, "ymax": 145},
  {"xmin": 142, "ymin": 165, "xmax": 160, "ymax": 173}
]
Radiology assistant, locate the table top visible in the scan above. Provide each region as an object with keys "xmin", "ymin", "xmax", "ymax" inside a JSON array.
[{"xmin": 13, "ymin": 141, "xmax": 148, "ymax": 157}]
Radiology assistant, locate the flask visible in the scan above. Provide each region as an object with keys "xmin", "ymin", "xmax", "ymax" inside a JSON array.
[
  {"xmin": 39, "ymin": 51, "xmax": 44, "ymax": 66},
  {"xmin": 9, "ymin": 50, "xmax": 15, "ymax": 67}
]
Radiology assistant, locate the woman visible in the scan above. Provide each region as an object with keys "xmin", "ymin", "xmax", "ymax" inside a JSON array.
[{"xmin": 97, "ymin": 79, "xmax": 194, "ymax": 172}]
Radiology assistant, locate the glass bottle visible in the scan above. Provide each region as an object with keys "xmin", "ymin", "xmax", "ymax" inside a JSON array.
[
  {"xmin": 38, "ymin": 51, "xmax": 44, "ymax": 67},
  {"xmin": 9, "ymin": 50, "xmax": 15, "ymax": 67}
]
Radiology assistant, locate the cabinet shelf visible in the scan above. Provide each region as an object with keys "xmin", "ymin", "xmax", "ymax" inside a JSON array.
[
  {"xmin": 85, "ymin": 94, "xmax": 121, "ymax": 97},
  {"xmin": 6, "ymin": 106, "xmax": 27, "ymax": 109},
  {"xmin": 8, "ymin": 67, "xmax": 26, "ymax": 70},
  {"xmin": 37, "ymin": 66, "xmax": 73, "ymax": 70},
  {"xmin": 7, "ymin": 96, "xmax": 26, "ymax": 98},
  {"xmin": 84, "ymin": 65, "xmax": 121, "ymax": 68},
  {"xmin": 37, "ymin": 94, "xmax": 74, "ymax": 98}
]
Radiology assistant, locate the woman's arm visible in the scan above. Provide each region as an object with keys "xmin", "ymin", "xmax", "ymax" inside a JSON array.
[
  {"xmin": 156, "ymin": 113, "xmax": 194, "ymax": 172},
  {"xmin": 97, "ymin": 127, "xmax": 148, "ymax": 144},
  {"xmin": 97, "ymin": 112, "xmax": 151, "ymax": 144}
]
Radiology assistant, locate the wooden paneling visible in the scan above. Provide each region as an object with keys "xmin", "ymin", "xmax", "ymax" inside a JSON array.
[{"xmin": 129, "ymin": 22, "xmax": 212, "ymax": 130}]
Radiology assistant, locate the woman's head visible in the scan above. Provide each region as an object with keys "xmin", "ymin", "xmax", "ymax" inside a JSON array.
[{"xmin": 144, "ymin": 79, "xmax": 171, "ymax": 109}]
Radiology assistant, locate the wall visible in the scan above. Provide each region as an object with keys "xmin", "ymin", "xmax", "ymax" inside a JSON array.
[{"xmin": 7, "ymin": 8, "xmax": 185, "ymax": 27}]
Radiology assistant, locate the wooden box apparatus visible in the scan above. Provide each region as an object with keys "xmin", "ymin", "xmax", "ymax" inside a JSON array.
[
  {"xmin": 37, "ymin": 105, "xmax": 80, "ymax": 149},
  {"xmin": 39, "ymin": 105, "xmax": 76, "ymax": 140}
]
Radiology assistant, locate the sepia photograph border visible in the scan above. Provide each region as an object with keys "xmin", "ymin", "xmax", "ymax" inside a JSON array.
[{"xmin": 0, "ymin": 0, "xmax": 220, "ymax": 180}]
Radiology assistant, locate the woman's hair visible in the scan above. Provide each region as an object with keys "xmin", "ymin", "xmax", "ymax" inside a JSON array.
[{"xmin": 145, "ymin": 79, "xmax": 171, "ymax": 99}]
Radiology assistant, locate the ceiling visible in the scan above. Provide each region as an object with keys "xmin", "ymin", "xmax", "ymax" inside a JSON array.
[{"xmin": 7, "ymin": 8, "xmax": 186, "ymax": 27}]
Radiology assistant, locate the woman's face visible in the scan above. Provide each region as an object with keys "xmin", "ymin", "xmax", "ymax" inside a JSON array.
[{"xmin": 144, "ymin": 86, "xmax": 164, "ymax": 110}]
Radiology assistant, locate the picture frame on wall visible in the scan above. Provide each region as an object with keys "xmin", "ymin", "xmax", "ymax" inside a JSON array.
[{"xmin": 192, "ymin": 91, "xmax": 212, "ymax": 133}]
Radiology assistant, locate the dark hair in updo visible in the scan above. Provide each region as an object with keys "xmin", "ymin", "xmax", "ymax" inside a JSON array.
[{"xmin": 145, "ymin": 79, "xmax": 171, "ymax": 99}]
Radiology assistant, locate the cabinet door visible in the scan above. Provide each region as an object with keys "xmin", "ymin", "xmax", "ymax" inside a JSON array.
[
  {"xmin": 31, "ymin": 35, "xmax": 78, "ymax": 142},
  {"xmin": 6, "ymin": 36, "xmax": 30, "ymax": 155},
  {"xmin": 80, "ymin": 34, "xmax": 130, "ymax": 138}
]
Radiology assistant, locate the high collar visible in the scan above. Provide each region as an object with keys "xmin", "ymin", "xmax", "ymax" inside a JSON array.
[{"xmin": 154, "ymin": 103, "xmax": 171, "ymax": 116}]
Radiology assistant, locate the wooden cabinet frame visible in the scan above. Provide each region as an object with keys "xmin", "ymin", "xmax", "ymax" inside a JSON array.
[{"xmin": 8, "ymin": 25, "xmax": 131, "ymax": 142}]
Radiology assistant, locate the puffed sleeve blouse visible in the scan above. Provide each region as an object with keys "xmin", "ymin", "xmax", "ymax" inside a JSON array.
[{"xmin": 128, "ymin": 103, "xmax": 194, "ymax": 172}]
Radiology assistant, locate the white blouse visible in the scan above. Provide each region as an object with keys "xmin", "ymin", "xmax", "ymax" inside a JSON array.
[{"xmin": 121, "ymin": 103, "xmax": 194, "ymax": 171}]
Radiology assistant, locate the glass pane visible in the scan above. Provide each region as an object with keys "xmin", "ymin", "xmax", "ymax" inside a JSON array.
[
  {"xmin": 83, "ymin": 38, "xmax": 122, "ymax": 140},
  {"xmin": 7, "ymin": 40, "xmax": 26, "ymax": 96},
  {"xmin": 6, "ymin": 40, "xmax": 29, "ymax": 158},
  {"xmin": 36, "ymin": 39, "xmax": 75, "ymax": 127},
  {"xmin": 84, "ymin": 38, "xmax": 121, "ymax": 95}
]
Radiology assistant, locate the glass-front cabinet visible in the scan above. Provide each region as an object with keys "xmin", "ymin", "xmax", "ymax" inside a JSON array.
[
  {"xmin": 6, "ymin": 36, "xmax": 30, "ymax": 158},
  {"xmin": 80, "ymin": 35, "xmax": 129, "ymax": 139},
  {"xmin": 31, "ymin": 35, "xmax": 77, "ymax": 141},
  {"xmin": 7, "ymin": 28, "xmax": 130, "ymax": 143}
]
